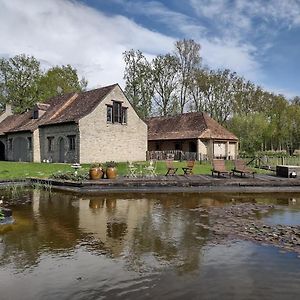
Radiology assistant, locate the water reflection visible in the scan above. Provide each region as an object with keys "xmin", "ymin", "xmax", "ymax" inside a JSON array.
[{"xmin": 1, "ymin": 189, "xmax": 300, "ymax": 299}]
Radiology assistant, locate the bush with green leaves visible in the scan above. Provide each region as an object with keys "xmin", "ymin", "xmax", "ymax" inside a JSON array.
[{"xmin": 50, "ymin": 170, "xmax": 88, "ymax": 181}]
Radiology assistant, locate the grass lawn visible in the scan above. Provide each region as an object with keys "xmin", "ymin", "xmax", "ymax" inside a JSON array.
[{"xmin": 0, "ymin": 160, "xmax": 269, "ymax": 180}]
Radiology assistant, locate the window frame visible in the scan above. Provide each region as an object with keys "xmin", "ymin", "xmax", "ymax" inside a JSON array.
[
  {"xmin": 47, "ymin": 136, "xmax": 54, "ymax": 152},
  {"xmin": 113, "ymin": 101, "xmax": 122, "ymax": 123},
  {"xmin": 68, "ymin": 135, "xmax": 76, "ymax": 151},
  {"xmin": 27, "ymin": 137, "xmax": 32, "ymax": 151},
  {"xmin": 122, "ymin": 107, "xmax": 128, "ymax": 124},
  {"xmin": 106, "ymin": 105, "xmax": 113, "ymax": 123}
]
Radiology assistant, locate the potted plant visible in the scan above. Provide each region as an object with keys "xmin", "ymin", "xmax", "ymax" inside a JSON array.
[
  {"xmin": 105, "ymin": 161, "xmax": 117, "ymax": 179},
  {"xmin": 89, "ymin": 163, "xmax": 104, "ymax": 180}
]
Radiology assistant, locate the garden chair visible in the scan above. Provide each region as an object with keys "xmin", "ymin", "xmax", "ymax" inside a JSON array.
[
  {"xmin": 144, "ymin": 160, "xmax": 157, "ymax": 177},
  {"xmin": 182, "ymin": 160, "xmax": 195, "ymax": 175},
  {"xmin": 211, "ymin": 159, "xmax": 232, "ymax": 178},
  {"xmin": 165, "ymin": 159, "xmax": 178, "ymax": 176},
  {"xmin": 127, "ymin": 161, "xmax": 138, "ymax": 178},
  {"xmin": 232, "ymin": 159, "xmax": 256, "ymax": 178}
]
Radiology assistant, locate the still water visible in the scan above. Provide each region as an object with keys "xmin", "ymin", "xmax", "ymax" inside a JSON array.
[{"xmin": 1, "ymin": 189, "xmax": 300, "ymax": 300}]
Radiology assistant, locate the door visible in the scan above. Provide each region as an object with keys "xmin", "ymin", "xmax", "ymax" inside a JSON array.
[
  {"xmin": 0, "ymin": 141, "xmax": 5, "ymax": 160},
  {"xmin": 58, "ymin": 138, "xmax": 65, "ymax": 163},
  {"xmin": 13, "ymin": 137, "xmax": 28, "ymax": 161}
]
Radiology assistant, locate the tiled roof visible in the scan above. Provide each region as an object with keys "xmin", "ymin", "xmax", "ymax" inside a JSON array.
[
  {"xmin": 146, "ymin": 112, "xmax": 238, "ymax": 141},
  {"xmin": 0, "ymin": 84, "xmax": 117, "ymax": 134}
]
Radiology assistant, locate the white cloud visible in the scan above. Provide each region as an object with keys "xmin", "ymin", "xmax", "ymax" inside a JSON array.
[
  {"xmin": 114, "ymin": 0, "xmax": 264, "ymax": 82},
  {"xmin": 0, "ymin": 0, "xmax": 175, "ymax": 88}
]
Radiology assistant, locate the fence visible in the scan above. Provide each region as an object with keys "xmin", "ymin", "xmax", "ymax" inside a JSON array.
[
  {"xmin": 247, "ymin": 156, "xmax": 300, "ymax": 169},
  {"xmin": 146, "ymin": 150, "xmax": 201, "ymax": 161}
]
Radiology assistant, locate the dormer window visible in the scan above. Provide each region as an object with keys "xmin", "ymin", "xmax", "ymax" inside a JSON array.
[
  {"xmin": 32, "ymin": 103, "xmax": 50, "ymax": 119},
  {"xmin": 33, "ymin": 109, "xmax": 39, "ymax": 119}
]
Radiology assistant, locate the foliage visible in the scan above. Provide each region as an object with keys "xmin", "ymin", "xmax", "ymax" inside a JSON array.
[
  {"xmin": 123, "ymin": 49, "xmax": 153, "ymax": 119},
  {"xmin": 90, "ymin": 163, "xmax": 102, "ymax": 169},
  {"xmin": 0, "ymin": 54, "xmax": 41, "ymax": 113},
  {"xmin": 37, "ymin": 65, "xmax": 87, "ymax": 102},
  {"xmin": 256, "ymin": 150, "xmax": 288, "ymax": 158},
  {"xmin": 174, "ymin": 39, "xmax": 201, "ymax": 113},
  {"xmin": 152, "ymin": 54, "xmax": 179, "ymax": 116},
  {"xmin": 0, "ymin": 54, "xmax": 88, "ymax": 113},
  {"xmin": 50, "ymin": 170, "xmax": 89, "ymax": 181},
  {"xmin": 105, "ymin": 161, "xmax": 117, "ymax": 168},
  {"xmin": 123, "ymin": 39, "xmax": 300, "ymax": 155}
]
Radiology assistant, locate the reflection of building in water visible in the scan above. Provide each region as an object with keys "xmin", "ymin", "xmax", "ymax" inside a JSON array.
[{"xmin": 79, "ymin": 197, "xmax": 153, "ymax": 257}]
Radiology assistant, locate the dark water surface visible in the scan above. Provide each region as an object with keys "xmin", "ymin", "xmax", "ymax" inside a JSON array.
[{"xmin": 1, "ymin": 189, "xmax": 300, "ymax": 299}]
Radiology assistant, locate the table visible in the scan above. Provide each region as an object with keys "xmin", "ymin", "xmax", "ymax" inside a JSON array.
[{"xmin": 276, "ymin": 165, "xmax": 300, "ymax": 178}]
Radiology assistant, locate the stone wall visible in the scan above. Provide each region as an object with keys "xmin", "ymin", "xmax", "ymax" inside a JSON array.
[
  {"xmin": 79, "ymin": 85, "xmax": 147, "ymax": 163},
  {"xmin": 6, "ymin": 132, "xmax": 33, "ymax": 162},
  {"xmin": 39, "ymin": 123, "xmax": 79, "ymax": 163}
]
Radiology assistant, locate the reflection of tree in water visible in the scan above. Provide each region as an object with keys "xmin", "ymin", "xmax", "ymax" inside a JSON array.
[
  {"xmin": 0, "ymin": 189, "xmax": 85, "ymax": 271},
  {"xmin": 107, "ymin": 222, "xmax": 127, "ymax": 239},
  {"xmin": 124, "ymin": 195, "xmax": 210, "ymax": 274}
]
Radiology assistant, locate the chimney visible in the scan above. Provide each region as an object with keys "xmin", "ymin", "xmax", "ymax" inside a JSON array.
[
  {"xmin": 5, "ymin": 104, "xmax": 12, "ymax": 115},
  {"xmin": 0, "ymin": 103, "xmax": 13, "ymax": 123}
]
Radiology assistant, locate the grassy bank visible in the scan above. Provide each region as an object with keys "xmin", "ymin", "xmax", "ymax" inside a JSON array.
[{"xmin": 0, "ymin": 160, "xmax": 265, "ymax": 180}]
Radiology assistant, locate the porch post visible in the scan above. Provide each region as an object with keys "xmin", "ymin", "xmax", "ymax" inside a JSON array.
[
  {"xmin": 197, "ymin": 139, "xmax": 200, "ymax": 161},
  {"xmin": 226, "ymin": 141, "xmax": 229, "ymax": 160}
]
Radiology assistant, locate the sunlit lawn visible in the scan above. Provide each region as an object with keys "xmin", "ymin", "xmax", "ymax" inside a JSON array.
[{"xmin": 0, "ymin": 160, "xmax": 267, "ymax": 180}]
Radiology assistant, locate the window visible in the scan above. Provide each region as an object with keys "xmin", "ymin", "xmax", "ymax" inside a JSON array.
[
  {"xmin": 68, "ymin": 135, "xmax": 76, "ymax": 151},
  {"xmin": 122, "ymin": 107, "xmax": 127, "ymax": 124},
  {"xmin": 47, "ymin": 137, "xmax": 54, "ymax": 152},
  {"xmin": 107, "ymin": 100, "xmax": 127, "ymax": 124},
  {"xmin": 8, "ymin": 138, "xmax": 12, "ymax": 151},
  {"xmin": 113, "ymin": 101, "xmax": 122, "ymax": 123},
  {"xmin": 33, "ymin": 110, "xmax": 39, "ymax": 119},
  {"xmin": 27, "ymin": 137, "xmax": 32, "ymax": 150},
  {"xmin": 107, "ymin": 105, "xmax": 113, "ymax": 122}
]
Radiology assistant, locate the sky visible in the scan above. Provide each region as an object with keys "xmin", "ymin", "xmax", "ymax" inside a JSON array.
[{"xmin": 1, "ymin": 0, "xmax": 300, "ymax": 98}]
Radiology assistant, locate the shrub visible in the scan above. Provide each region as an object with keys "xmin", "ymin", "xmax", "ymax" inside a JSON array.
[{"xmin": 50, "ymin": 170, "xmax": 88, "ymax": 181}]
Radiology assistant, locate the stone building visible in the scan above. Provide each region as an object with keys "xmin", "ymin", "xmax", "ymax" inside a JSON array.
[
  {"xmin": 146, "ymin": 112, "xmax": 238, "ymax": 160},
  {"xmin": 0, "ymin": 84, "xmax": 147, "ymax": 163}
]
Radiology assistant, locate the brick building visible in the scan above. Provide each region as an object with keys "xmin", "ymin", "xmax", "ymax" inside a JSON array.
[
  {"xmin": 0, "ymin": 84, "xmax": 147, "ymax": 163},
  {"xmin": 146, "ymin": 112, "xmax": 238, "ymax": 160}
]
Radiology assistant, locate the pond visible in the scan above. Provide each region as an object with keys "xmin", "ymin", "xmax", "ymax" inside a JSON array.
[{"xmin": 1, "ymin": 188, "xmax": 300, "ymax": 299}]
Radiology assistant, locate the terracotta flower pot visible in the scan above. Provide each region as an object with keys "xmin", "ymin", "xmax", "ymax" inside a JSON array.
[
  {"xmin": 106, "ymin": 167, "xmax": 117, "ymax": 179},
  {"xmin": 89, "ymin": 167, "xmax": 103, "ymax": 180}
]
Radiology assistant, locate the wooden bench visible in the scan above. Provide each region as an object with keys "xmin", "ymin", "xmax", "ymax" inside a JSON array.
[
  {"xmin": 211, "ymin": 159, "xmax": 232, "ymax": 177},
  {"xmin": 232, "ymin": 159, "xmax": 256, "ymax": 178}
]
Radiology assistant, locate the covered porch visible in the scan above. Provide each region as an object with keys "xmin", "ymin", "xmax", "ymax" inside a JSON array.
[{"xmin": 147, "ymin": 138, "xmax": 238, "ymax": 161}]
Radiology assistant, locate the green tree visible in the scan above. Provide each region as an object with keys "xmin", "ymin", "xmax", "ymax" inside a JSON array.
[
  {"xmin": 38, "ymin": 65, "xmax": 87, "ymax": 102},
  {"xmin": 227, "ymin": 113, "xmax": 269, "ymax": 155},
  {"xmin": 152, "ymin": 54, "xmax": 179, "ymax": 116},
  {"xmin": 174, "ymin": 39, "xmax": 201, "ymax": 113},
  {"xmin": 123, "ymin": 50, "xmax": 153, "ymax": 119},
  {"xmin": 0, "ymin": 54, "xmax": 41, "ymax": 113}
]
